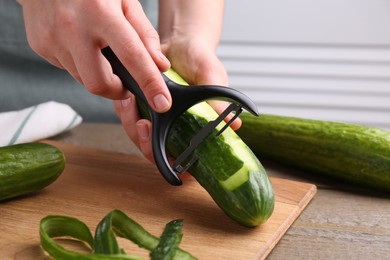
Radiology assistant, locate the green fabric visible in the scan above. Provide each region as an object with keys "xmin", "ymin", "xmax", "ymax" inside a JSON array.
[{"xmin": 0, "ymin": 0, "xmax": 158, "ymax": 123}]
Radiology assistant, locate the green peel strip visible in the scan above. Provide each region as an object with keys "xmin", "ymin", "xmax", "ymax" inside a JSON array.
[
  {"xmin": 150, "ymin": 220, "xmax": 183, "ymax": 260},
  {"xmin": 39, "ymin": 210, "xmax": 196, "ymax": 260}
]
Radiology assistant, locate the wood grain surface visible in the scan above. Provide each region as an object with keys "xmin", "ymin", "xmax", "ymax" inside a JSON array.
[
  {"xmin": 51, "ymin": 124, "xmax": 390, "ymax": 260},
  {"xmin": 0, "ymin": 141, "xmax": 316, "ymax": 260}
]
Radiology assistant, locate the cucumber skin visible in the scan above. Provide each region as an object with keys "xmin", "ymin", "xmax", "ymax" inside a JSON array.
[
  {"xmin": 0, "ymin": 142, "xmax": 65, "ymax": 201},
  {"xmin": 237, "ymin": 113, "xmax": 390, "ymax": 192}
]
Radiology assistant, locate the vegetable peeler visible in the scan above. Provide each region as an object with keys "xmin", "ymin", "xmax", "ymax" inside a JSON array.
[{"xmin": 102, "ymin": 47, "xmax": 259, "ymax": 186}]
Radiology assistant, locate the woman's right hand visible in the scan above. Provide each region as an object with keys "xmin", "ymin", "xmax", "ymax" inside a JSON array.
[{"xmin": 18, "ymin": 0, "xmax": 172, "ymax": 112}]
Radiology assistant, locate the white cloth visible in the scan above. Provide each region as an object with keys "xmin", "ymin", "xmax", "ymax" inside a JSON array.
[{"xmin": 0, "ymin": 101, "xmax": 82, "ymax": 146}]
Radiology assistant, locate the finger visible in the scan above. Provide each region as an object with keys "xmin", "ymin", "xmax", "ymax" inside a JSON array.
[
  {"xmin": 71, "ymin": 40, "xmax": 130, "ymax": 99},
  {"xmin": 56, "ymin": 49, "xmax": 84, "ymax": 85},
  {"xmin": 115, "ymin": 96, "xmax": 154, "ymax": 163},
  {"xmin": 193, "ymin": 59, "xmax": 242, "ymax": 129},
  {"xmin": 136, "ymin": 119, "xmax": 154, "ymax": 163},
  {"xmin": 104, "ymin": 17, "xmax": 172, "ymax": 113},
  {"xmin": 123, "ymin": 0, "xmax": 170, "ymax": 72},
  {"xmin": 34, "ymin": 49, "xmax": 64, "ymax": 70},
  {"xmin": 116, "ymin": 95, "xmax": 141, "ymax": 148},
  {"xmin": 113, "ymin": 99, "xmax": 121, "ymax": 118},
  {"xmin": 37, "ymin": 53, "xmax": 62, "ymax": 69}
]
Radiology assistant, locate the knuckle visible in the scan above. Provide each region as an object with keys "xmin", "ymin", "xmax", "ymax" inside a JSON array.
[
  {"xmin": 124, "ymin": 0, "xmax": 143, "ymax": 18},
  {"xmin": 143, "ymin": 27, "xmax": 160, "ymax": 42},
  {"xmin": 52, "ymin": 8, "xmax": 78, "ymax": 37},
  {"xmin": 118, "ymin": 38, "xmax": 140, "ymax": 55},
  {"xmin": 85, "ymin": 0, "xmax": 105, "ymax": 13},
  {"xmin": 87, "ymin": 0, "xmax": 114, "ymax": 21},
  {"xmin": 84, "ymin": 80, "xmax": 107, "ymax": 96}
]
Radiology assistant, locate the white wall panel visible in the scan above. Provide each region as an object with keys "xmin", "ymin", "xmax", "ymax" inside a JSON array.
[{"xmin": 218, "ymin": 0, "xmax": 390, "ymax": 130}]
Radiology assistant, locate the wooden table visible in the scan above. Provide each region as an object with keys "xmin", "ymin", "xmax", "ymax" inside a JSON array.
[{"xmin": 52, "ymin": 123, "xmax": 390, "ymax": 260}]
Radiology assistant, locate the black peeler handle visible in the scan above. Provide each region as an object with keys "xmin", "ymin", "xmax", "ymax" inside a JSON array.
[
  {"xmin": 102, "ymin": 47, "xmax": 183, "ymax": 185},
  {"xmin": 101, "ymin": 47, "xmax": 148, "ymax": 106}
]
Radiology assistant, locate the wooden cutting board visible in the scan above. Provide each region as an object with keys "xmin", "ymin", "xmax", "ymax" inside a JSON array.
[{"xmin": 0, "ymin": 141, "xmax": 316, "ymax": 260}]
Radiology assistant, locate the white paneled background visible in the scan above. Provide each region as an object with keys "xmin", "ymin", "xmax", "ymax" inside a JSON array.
[{"xmin": 217, "ymin": 0, "xmax": 390, "ymax": 130}]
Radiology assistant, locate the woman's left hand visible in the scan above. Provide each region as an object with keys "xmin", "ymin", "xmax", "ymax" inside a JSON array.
[{"xmin": 114, "ymin": 38, "xmax": 240, "ymax": 163}]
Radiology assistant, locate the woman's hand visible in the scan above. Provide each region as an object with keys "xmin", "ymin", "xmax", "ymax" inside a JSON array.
[
  {"xmin": 18, "ymin": 0, "xmax": 172, "ymax": 112},
  {"xmin": 114, "ymin": 39, "xmax": 236, "ymax": 163},
  {"xmin": 161, "ymin": 37, "xmax": 241, "ymax": 130},
  {"xmin": 114, "ymin": 0, "xmax": 241, "ymax": 163}
]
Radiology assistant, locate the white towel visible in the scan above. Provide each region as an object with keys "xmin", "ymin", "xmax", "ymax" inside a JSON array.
[{"xmin": 0, "ymin": 101, "xmax": 82, "ymax": 147}]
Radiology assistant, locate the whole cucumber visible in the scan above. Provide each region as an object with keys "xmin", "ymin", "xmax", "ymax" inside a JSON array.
[
  {"xmin": 237, "ymin": 113, "xmax": 390, "ymax": 192},
  {"xmin": 0, "ymin": 142, "xmax": 65, "ymax": 201}
]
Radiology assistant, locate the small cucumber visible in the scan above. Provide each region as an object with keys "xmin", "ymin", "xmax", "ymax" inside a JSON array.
[
  {"xmin": 237, "ymin": 113, "xmax": 390, "ymax": 192},
  {"xmin": 0, "ymin": 142, "xmax": 65, "ymax": 201}
]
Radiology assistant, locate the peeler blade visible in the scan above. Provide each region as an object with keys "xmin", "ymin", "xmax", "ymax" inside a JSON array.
[{"xmin": 172, "ymin": 103, "xmax": 243, "ymax": 174}]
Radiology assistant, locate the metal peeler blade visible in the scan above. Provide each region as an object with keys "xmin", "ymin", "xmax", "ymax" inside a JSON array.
[{"xmin": 173, "ymin": 103, "xmax": 243, "ymax": 174}]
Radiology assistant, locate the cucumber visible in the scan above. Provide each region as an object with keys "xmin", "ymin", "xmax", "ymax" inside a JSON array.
[
  {"xmin": 139, "ymin": 70, "xmax": 274, "ymax": 227},
  {"xmin": 0, "ymin": 142, "xmax": 65, "ymax": 201},
  {"xmin": 236, "ymin": 113, "xmax": 390, "ymax": 192}
]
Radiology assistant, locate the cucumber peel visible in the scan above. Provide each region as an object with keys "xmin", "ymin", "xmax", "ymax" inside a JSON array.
[{"xmin": 40, "ymin": 210, "xmax": 196, "ymax": 260}]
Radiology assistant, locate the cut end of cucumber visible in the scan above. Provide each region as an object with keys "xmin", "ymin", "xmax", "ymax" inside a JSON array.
[{"xmin": 164, "ymin": 69, "xmax": 189, "ymax": 86}]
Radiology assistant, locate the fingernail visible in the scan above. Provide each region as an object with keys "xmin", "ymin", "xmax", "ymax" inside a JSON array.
[
  {"xmin": 153, "ymin": 94, "xmax": 170, "ymax": 112},
  {"xmin": 137, "ymin": 123, "xmax": 149, "ymax": 141},
  {"xmin": 120, "ymin": 97, "xmax": 132, "ymax": 108}
]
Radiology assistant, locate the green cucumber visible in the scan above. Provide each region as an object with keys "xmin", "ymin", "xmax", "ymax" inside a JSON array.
[
  {"xmin": 237, "ymin": 113, "xmax": 390, "ymax": 192},
  {"xmin": 0, "ymin": 142, "xmax": 65, "ymax": 201},
  {"xmin": 139, "ymin": 70, "xmax": 274, "ymax": 227}
]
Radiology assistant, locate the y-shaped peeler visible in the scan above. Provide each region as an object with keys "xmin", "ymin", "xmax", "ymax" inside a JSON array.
[{"xmin": 102, "ymin": 47, "xmax": 259, "ymax": 186}]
